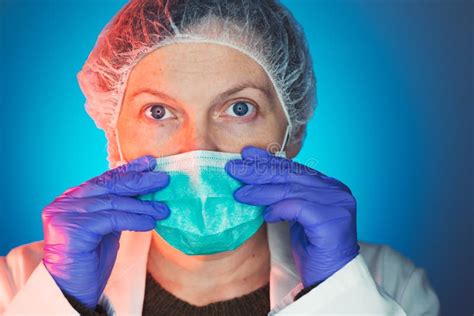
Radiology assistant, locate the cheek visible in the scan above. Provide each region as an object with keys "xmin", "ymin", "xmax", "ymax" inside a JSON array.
[
  {"xmin": 213, "ymin": 116, "xmax": 285, "ymax": 149},
  {"xmin": 118, "ymin": 116, "xmax": 177, "ymax": 159}
]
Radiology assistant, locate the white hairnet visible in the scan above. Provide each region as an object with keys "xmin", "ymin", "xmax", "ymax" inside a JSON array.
[{"xmin": 77, "ymin": 0, "xmax": 317, "ymax": 169}]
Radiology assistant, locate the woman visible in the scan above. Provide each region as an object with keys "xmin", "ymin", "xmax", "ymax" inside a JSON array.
[{"xmin": 0, "ymin": 0, "xmax": 440, "ymax": 315}]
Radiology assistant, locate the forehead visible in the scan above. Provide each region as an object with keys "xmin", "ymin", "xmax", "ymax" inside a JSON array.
[{"xmin": 126, "ymin": 42, "xmax": 274, "ymax": 95}]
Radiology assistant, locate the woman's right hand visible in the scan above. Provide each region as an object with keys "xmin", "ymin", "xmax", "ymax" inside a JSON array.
[{"xmin": 41, "ymin": 155, "xmax": 169, "ymax": 309}]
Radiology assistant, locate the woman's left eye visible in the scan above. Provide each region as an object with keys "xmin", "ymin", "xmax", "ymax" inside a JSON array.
[{"xmin": 224, "ymin": 101, "xmax": 256, "ymax": 117}]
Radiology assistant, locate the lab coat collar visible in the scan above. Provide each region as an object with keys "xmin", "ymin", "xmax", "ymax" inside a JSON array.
[{"xmin": 103, "ymin": 222, "xmax": 300, "ymax": 314}]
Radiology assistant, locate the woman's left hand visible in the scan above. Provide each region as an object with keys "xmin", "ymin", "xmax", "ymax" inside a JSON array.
[{"xmin": 225, "ymin": 146, "xmax": 360, "ymax": 288}]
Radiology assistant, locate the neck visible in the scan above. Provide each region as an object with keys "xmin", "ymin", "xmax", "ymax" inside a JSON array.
[{"xmin": 146, "ymin": 225, "xmax": 271, "ymax": 306}]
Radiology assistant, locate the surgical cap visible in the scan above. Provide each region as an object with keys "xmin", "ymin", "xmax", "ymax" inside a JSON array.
[{"xmin": 77, "ymin": 0, "xmax": 317, "ymax": 169}]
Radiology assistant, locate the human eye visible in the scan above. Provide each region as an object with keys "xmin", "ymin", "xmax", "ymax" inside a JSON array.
[
  {"xmin": 144, "ymin": 104, "xmax": 176, "ymax": 120},
  {"xmin": 223, "ymin": 101, "xmax": 256, "ymax": 118}
]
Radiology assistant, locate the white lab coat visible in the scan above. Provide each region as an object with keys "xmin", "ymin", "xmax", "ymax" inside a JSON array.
[{"xmin": 0, "ymin": 222, "xmax": 440, "ymax": 315}]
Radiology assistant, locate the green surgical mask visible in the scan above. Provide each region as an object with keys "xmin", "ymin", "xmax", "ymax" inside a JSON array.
[{"xmin": 137, "ymin": 150, "xmax": 265, "ymax": 255}]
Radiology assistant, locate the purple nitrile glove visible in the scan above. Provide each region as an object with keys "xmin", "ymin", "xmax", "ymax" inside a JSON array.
[
  {"xmin": 225, "ymin": 146, "xmax": 360, "ymax": 287},
  {"xmin": 42, "ymin": 155, "xmax": 170, "ymax": 309}
]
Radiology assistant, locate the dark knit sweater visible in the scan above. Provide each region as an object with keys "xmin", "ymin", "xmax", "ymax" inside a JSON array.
[{"xmin": 64, "ymin": 272, "xmax": 319, "ymax": 315}]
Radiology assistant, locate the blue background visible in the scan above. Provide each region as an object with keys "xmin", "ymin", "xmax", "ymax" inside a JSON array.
[{"xmin": 0, "ymin": 0, "xmax": 472, "ymax": 314}]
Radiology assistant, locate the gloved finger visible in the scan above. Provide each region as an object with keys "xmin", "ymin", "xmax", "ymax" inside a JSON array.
[
  {"xmin": 97, "ymin": 232, "xmax": 121, "ymax": 284},
  {"xmin": 263, "ymin": 198, "xmax": 352, "ymax": 227},
  {"xmin": 44, "ymin": 211, "xmax": 161, "ymax": 252},
  {"xmin": 62, "ymin": 155, "xmax": 157, "ymax": 198},
  {"xmin": 113, "ymin": 155, "xmax": 157, "ymax": 173},
  {"xmin": 240, "ymin": 145, "xmax": 273, "ymax": 160},
  {"xmin": 226, "ymin": 158, "xmax": 346, "ymax": 191},
  {"xmin": 46, "ymin": 194, "xmax": 170, "ymax": 217},
  {"xmin": 64, "ymin": 169, "xmax": 169, "ymax": 198},
  {"xmin": 240, "ymin": 145, "xmax": 307, "ymax": 171},
  {"xmin": 85, "ymin": 210, "xmax": 161, "ymax": 235},
  {"xmin": 234, "ymin": 183, "xmax": 356, "ymax": 207}
]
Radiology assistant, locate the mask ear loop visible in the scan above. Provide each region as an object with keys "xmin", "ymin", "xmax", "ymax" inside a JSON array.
[
  {"xmin": 113, "ymin": 128, "xmax": 128, "ymax": 168},
  {"xmin": 274, "ymin": 94, "xmax": 292, "ymax": 158},
  {"xmin": 275, "ymin": 124, "xmax": 290, "ymax": 158}
]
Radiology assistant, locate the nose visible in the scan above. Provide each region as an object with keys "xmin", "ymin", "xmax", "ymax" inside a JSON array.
[{"xmin": 179, "ymin": 122, "xmax": 219, "ymax": 153}]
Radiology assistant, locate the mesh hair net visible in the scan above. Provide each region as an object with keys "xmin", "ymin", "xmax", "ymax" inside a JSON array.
[{"xmin": 77, "ymin": 0, "xmax": 317, "ymax": 169}]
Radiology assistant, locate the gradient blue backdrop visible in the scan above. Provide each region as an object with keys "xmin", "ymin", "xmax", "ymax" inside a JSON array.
[{"xmin": 1, "ymin": 0, "xmax": 472, "ymax": 314}]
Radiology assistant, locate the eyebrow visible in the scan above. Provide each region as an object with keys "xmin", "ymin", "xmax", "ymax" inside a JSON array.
[{"xmin": 131, "ymin": 81, "xmax": 275, "ymax": 106}]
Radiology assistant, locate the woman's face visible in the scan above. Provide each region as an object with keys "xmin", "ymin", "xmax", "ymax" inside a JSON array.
[{"xmin": 117, "ymin": 42, "xmax": 295, "ymax": 160}]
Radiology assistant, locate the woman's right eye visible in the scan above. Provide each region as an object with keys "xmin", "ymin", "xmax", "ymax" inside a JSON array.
[{"xmin": 144, "ymin": 104, "xmax": 175, "ymax": 120}]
